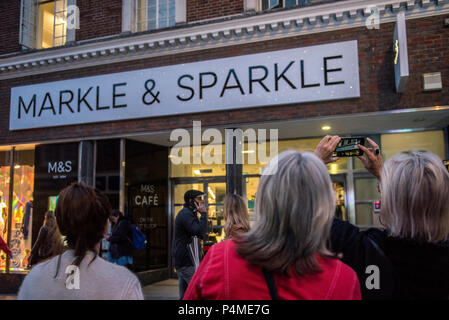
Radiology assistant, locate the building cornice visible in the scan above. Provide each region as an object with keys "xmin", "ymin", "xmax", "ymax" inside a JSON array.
[{"xmin": 0, "ymin": 0, "xmax": 448, "ymax": 80}]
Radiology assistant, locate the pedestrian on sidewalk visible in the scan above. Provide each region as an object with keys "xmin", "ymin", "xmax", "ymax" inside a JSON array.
[
  {"xmin": 223, "ymin": 194, "xmax": 250, "ymax": 240},
  {"xmin": 106, "ymin": 210, "xmax": 133, "ymax": 270},
  {"xmin": 172, "ymin": 190, "xmax": 208, "ymax": 299},
  {"xmin": 315, "ymin": 135, "xmax": 449, "ymax": 299},
  {"xmin": 0, "ymin": 233, "xmax": 11, "ymax": 258},
  {"xmin": 184, "ymin": 151, "xmax": 361, "ymax": 300},
  {"xmin": 27, "ymin": 210, "xmax": 64, "ymax": 268},
  {"xmin": 18, "ymin": 182, "xmax": 143, "ymax": 300}
]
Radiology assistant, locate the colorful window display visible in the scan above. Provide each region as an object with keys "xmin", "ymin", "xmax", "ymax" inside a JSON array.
[
  {"xmin": 0, "ymin": 150, "xmax": 11, "ymax": 272},
  {"xmin": 0, "ymin": 147, "xmax": 35, "ymax": 273}
]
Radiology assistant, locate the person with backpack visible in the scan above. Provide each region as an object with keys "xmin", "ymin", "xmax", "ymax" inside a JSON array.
[{"xmin": 106, "ymin": 210, "xmax": 134, "ymax": 270}]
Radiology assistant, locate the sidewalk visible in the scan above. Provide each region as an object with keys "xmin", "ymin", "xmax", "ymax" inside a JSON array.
[
  {"xmin": 142, "ymin": 279, "xmax": 179, "ymax": 300},
  {"xmin": 0, "ymin": 279, "xmax": 180, "ymax": 300}
]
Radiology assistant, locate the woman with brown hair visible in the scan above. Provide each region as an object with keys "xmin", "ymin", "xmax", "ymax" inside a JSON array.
[
  {"xmin": 28, "ymin": 211, "xmax": 64, "ymax": 267},
  {"xmin": 223, "ymin": 194, "xmax": 250, "ymax": 239},
  {"xmin": 18, "ymin": 182, "xmax": 143, "ymax": 300}
]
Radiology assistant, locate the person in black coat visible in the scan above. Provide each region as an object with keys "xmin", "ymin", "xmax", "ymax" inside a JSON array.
[
  {"xmin": 315, "ymin": 135, "xmax": 449, "ymax": 299},
  {"xmin": 106, "ymin": 210, "xmax": 134, "ymax": 269},
  {"xmin": 172, "ymin": 190, "xmax": 208, "ymax": 299}
]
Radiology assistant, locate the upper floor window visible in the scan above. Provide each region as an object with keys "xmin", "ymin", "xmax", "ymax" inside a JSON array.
[
  {"xmin": 20, "ymin": 0, "xmax": 68, "ymax": 49},
  {"xmin": 261, "ymin": 0, "xmax": 310, "ymax": 10},
  {"xmin": 136, "ymin": 0, "xmax": 176, "ymax": 32}
]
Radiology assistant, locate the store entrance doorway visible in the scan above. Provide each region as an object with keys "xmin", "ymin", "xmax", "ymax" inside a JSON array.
[
  {"xmin": 172, "ymin": 177, "xmax": 227, "ymax": 254},
  {"xmin": 331, "ymin": 174, "xmax": 348, "ymax": 222}
]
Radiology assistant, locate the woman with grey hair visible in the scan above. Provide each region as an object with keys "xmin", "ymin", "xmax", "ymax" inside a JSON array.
[
  {"xmin": 184, "ymin": 150, "xmax": 361, "ymax": 300},
  {"xmin": 315, "ymin": 136, "xmax": 449, "ymax": 300}
]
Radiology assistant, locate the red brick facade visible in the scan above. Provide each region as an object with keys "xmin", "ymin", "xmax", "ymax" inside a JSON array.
[
  {"xmin": 187, "ymin": 0, "xmax": 244, "ymax": 22},
  {"xmin": 75, "ymin": 0, "xmax": 123, "ymax": 42},
  {"xmin": 1, "ymin": 11, "xmax": 448, "ymax": 145},
  {"xmin": 0, "ymin": 0, "xmax": 245, "ymax": 57},
  {"xmin": 0, "ymin": 1, "xmax": 21, "ymax": 55}
]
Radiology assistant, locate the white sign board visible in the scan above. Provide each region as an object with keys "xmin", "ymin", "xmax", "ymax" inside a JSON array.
[
  {"xmin": 394, "ymin": 12, "xmax": 409, "ymax": 93},
  {"xmin": 10, "ymin": 40, "xmax": 360, "ymax": 130}
]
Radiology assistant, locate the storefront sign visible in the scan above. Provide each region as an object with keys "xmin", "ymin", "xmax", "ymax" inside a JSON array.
[
  {"xmin": 10, "ymin": 40, "xmax": 360, "ymax": 130},
  {"xmin": 394, "ymin": 12, "xmax": 409, "ymax": 93},
  {"xmin": 133, "ymin": 184, "xmax": 160, "ymax": 207},
  {"xmin": 47, "ymin": 160, "xmax": 73, "ymax": 179}
]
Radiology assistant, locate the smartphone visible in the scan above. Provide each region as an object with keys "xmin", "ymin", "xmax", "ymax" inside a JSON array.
[
  {"xmin": 443, "ymin": 160, "xmax": 449, "ymax": 171},
  {"xmin": 189, "ymin": 199, "xmax": 198, "ymax": 213},
  {"xmin": 333, "ymin": 137, "xmax": 366, "ymax": 157}
]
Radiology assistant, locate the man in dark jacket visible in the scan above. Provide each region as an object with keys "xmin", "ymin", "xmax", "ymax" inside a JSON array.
[{"xmin": 173, "ymin": 190, "xmax": 208, "ymax": 299}]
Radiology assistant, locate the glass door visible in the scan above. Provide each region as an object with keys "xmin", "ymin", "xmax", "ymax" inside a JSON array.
[
  {"xmin": 172, "ymin": 178, "xmax": 226, "ymax": 253},
  {"xmin": 331, "ymin": 174, "xmax": 348, "ymax": 221}
]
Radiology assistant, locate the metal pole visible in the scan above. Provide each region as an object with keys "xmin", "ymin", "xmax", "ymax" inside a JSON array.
[
  {"xmin": 119, "ymin": 139, "xmax": 126, "ymax": 214},
  {"xmin": 5, "ymin": 148, "xmax": 15, "ymax": 273}
]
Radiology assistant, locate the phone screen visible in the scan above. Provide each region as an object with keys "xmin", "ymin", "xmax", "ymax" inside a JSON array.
[{"xmin": 333, "ymin": 137, "xmax": 366, "ymax": 157}]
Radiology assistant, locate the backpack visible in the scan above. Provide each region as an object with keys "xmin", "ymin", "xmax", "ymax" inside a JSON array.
[{"xmin": 131, "ymin": 224, "xmax": 147, "ymax": 250}]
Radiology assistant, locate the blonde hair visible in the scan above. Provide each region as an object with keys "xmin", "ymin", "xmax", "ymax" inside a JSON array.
[
  {"xmin": 380, "ymin": 150, "xmax": 449, "ymax": 242},
  {"xmin": 236, "ymin": 150, "xmax": 336, "ymax": 277},
  {"xmin": 223, "ymin": 194, "xmax": 250, "ymax": 239},
  {"xmin": 39, "ymin": 211, "xmax": 64, "ymax": 259}
]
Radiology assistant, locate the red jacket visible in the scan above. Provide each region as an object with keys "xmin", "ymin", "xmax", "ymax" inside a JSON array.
[
  {"xmin": 184, "ymin": 239, "xmax": 361, "ymax": 300},
  {"xmin": 0, "ymin": 235, "xmax": 11, "ymax": 256}
]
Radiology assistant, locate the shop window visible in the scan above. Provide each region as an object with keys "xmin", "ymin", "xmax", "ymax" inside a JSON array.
[
  {"xmin": 95, "ymin": 140, "xmax": 121, "ymax": 211},
  {"xmin": 355, "ymin": 178, "xmax": 379, "ymax": 202},
  {"xmin": 136, "ymin": 0, "xmax": 175, "ymax": 32},
  {"xmin": 380, "ymin": 130, "xmax": 446, "ymax": 161},
  {"xmin": 33, "ymin": 142, "xmax": 78, "ymax": 267},
  {"xmin": 355, "ymin": 203, "xmax": 373, "ymax": 226},
  {"xmin": 10, "ymin": 147, "xmax": 35, "ymax": 273},
  {"xmin": 261, "ymin": 0, "xmax": 310, "ymax": 10},
  {"xmin": 244, "ymin": 176, "xmax": 259, "ymax": 227},
  {"xmin": 0, "ymin": 146, "xmax": 35, "ymax": 274},
  {"xmin": 242, "ymin": 138, "xmax": 348, "ymax": 176},
  {"xmin": 170, "ymin": 144, "xmax": 226, "ymax": 178},
  {"xmin": 20, "ymin": 0, "xmax": 68, "ymax": 49},
  {"xmin": 125, "ymin": 140, "xmax": 169, "ymax": 271}
]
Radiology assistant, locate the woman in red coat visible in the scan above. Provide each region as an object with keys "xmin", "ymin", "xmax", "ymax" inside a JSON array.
[
  {"xmin": 0, "ymin": 234, "xmax": 11, "ymax": 257},
  {"xmin": 184, "ymin": 150, "xmax": 361, "ymax": 300}
]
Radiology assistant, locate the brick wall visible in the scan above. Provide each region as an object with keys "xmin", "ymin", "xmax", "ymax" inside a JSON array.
[
  {"xmin": 187, "ymin": 0, "xmax": 244, "ymax": 22},
  {"xmin": 76, "ymin": 0, "xmax": 122, "ymax": 41},
  {"xmin": 0, "ymin": 15, "xmax": 448, "ymax": 144},
  {"xmin": 0, "ymin": 1, "xmax": 21, "ymax": 55},
  {"xmin": 0, "ymin": 1, "xmax": 123, "ymax": 55}
]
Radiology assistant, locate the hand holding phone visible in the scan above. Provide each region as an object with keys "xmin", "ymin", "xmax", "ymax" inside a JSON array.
[
  {"xmin": 314, "ymin": 135, "xmax": 341, "ymax": 164},
  {"xmin": 194, "ymin": 200, "xmax": 207, "ymax": 214},
  {"xmin": 357, "ymin": 138, "xmax": 383, "ymax": 180}
]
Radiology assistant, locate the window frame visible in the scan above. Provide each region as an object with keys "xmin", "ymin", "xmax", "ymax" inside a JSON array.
[
  {"xmin": 134, "ymin": 0, "xmax": 176, "ymax": 32},
  {"xmin": 260, "ymin": 0, "xmax": 310, "ymax": 11},
  {"xmin": 19, "ymin": 0, "xmax": 73, "ymax": 50}
]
